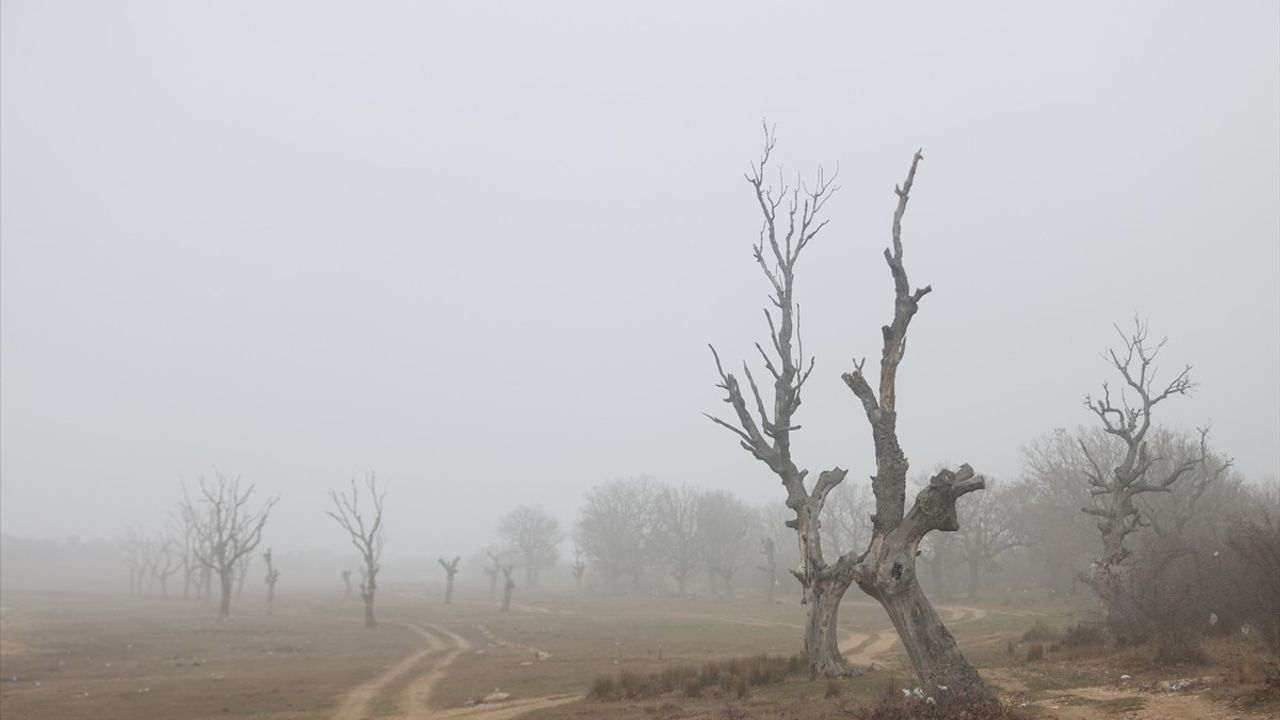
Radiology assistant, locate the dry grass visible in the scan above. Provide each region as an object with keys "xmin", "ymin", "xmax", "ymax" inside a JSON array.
[{"xmin": 588, "ymin": 654, "xmax": 805, "ymax": 701}]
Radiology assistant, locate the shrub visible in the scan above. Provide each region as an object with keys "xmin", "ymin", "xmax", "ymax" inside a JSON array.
[
  {"xmin": 1025, "ymin": 643, "xmax": 1044, "ymax": 661},
  {"xmin": 1155, "ymin": 636, "xmax": 1208, "ymax": 666},
  {"xmin": 1062, "ymin": 622, "xmax": 1104, "ymax": 648},
  {"xmin": 1021, "ymin": 620, "xmax": 1055, "ymax": 643},
  {"xmin": 590, "ymin": 654, "xmax": 804, "ymax": 702}
]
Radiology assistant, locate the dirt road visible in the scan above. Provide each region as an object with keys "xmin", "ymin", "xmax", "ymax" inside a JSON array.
[{"xmin": 330, "ymin": 622, "xmax": 578, "ymax": 720}]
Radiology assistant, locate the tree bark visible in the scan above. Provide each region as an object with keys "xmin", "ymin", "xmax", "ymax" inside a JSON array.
[
  {"xmin": 849, "ymin": 469, "xmax": 997, "ymax": 703},
  {"xmin": 805, "ymin": 574, "xmax": 855, "ymax": 676}
]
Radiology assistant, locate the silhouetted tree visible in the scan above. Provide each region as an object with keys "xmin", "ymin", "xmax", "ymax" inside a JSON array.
[
  {"xmin": 438, "ymin": 556, "xmax": 460, "ymax": 604},
  {"xmin": 499, "ymin": 506, "xmax": 562, "ymax": 587},
  {"xmin": 184, "ymin": 473, "xmax": 278, "ymax": 619},
  {"xmin": 708, "ymin": 130, "xmax": 994, "ymax": 700},
  {"xmin": 327, "ymin": 473, "xmax": 386, "ymax": 628},
  {"xmin": 263, "ymin": 548, "xmax": 280, "ymax": 614}
]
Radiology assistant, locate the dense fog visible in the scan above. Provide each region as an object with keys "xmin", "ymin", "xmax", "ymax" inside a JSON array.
[{"xmin": 1, "ymin": 3, "xmax": 1277, "ymax": 719}]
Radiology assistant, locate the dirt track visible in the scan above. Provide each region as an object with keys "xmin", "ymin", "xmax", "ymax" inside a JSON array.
[{"xmin": 330, "ymin": 622, "xmax": 578, "ymax": 720}]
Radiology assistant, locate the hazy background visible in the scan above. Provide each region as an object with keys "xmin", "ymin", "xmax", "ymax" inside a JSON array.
[{"xmin": 3, "ymin": 1, "xmax": 1277, "ymax": 558}]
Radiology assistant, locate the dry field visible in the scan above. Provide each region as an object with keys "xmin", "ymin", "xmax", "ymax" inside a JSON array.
[{"xmin": 1, "ymin": 588, "xmax": 1275, "ymax": 720}]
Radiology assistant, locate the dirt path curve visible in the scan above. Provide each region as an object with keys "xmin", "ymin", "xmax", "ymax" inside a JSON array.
[
  {"xmin": 840, "ymin": 605, "xmax": 991, "ymax": 668},
  {"xmin": 330, "ymin": 623, "xmax": 443, "ymax": 720},
  {"xmin": 397, "ymin": 624, "xmax": 473, "ymax": 717},
  {"xmin": 843, "ymin": 630, "xmax": 898, "ymax": 667},
  {"xmin": 332, "ymin": 622, "xmax": 580, "ymax": 720}
]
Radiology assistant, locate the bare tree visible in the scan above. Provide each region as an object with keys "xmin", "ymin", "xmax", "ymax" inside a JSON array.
[
  {"xmin": 698, "ymin": 490, "xmax": 755, "ymax": 598},
  {"xmin": 438, "ymin": 556, "xmax": 461, "ymax": 604},
  {"xmin": 152, "ymin": 537, "xmax": 180, "ymax": 598},
  {"xmin": 654, "ymin": 484, "xmax": 703, "ymax": 594},
  {"xmin": 1022, "ymin": 428, "xmax": 1105, "ymax": 596},
  {"xmin": 499, "ymin": 565, "xmax": 516, "ymax": 611},
  {"xmin": 571, "ymin": 545, "xmax": 587, "ymax": 592},
  {"xmin": 172, "ymin": 505, "xmax": 199, "ymax": 602},
  {"xmin": 840, "ymin": 152, "xmax": 994, "ymax": 699},
  {"xmin": 708, "ymin": 133, "xmax": 994, "ymax": 699},
  {"xmin": 123, "ymin": 526, "xmax": 155, "ymax": 597},
  {"xmin": 956, "ymin": 480, "xmax": 1032, "ymax": 599},
  {"xmin": 758, "ymin": 503, "xmax": 801, "ymax": 598},
  {"xmin": 822, "ymin": 482, "xmax": 872, "ymax": 560},
  {"xmin": 1079, "ymin": 320, "xmax": 1214, "ymax": 630},
  {"xmin": 499, "ymin": 506, "xmax": 562, "ymax": 587},
  {"xmin": 341, "ymin": 569, "xmax": 353, "ymax": 600},
  {"xmin": 758, "ymin": 537, "xmax": 778, "ymax": 603},
  {"xmin": 326, "ymin": 473, "xmax": 386, "ymax": 628},
  {"xmin": 483, "ymin": 550, "xmax": 501, "ymax": 595},
  {"xmin": 184, "ymin": 474, "xmax": 278, "ymax": 619},
  {"xmin": 234, "ymin": 552, "xmax": 252, "ymax": 598},
  {"xmin": 263, "ymin": 548, "xmax": 280, "ymax": 615},
  {"xmin": 576, "ymin": 477, "xmax": 660, "ymax": 592}
]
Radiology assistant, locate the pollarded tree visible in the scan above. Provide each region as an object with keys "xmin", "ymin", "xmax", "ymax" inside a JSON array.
[
  {"xmin": 438, "ymin": 556, "xmax": 461, "ymax": 604},
  {"xmin": 184, "ymin": 474, "xmax": 278, "ymax": 619},
  {"xmin": 263, "ymin": 548, "xmax": 281, "ymax": 615},
  {"xmin": 499, "ymin": 506, "xmax": 562, "ymax": 587},
  {"xmin": 500, "ymin": 564, "xmax": 516, "ymax": 612},
  {"xmin": 571, "ymin": 545, "xmax": 587, "ymax": 592},
  {"xmin": 327, "ymin": 473, "xmax": 386, "ymax": 628},
  {"xmin": 708, "ymin": 131, "xmax": 994, "ymax": 700}
]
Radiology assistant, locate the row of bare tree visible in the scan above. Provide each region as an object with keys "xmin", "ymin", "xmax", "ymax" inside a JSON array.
[{"xmin": 122, "ymin": 473, "xmax": 277, "ymax": 619}]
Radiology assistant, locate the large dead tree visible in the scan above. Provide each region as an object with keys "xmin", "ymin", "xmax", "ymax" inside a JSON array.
[
  {"xmin": 708, "ymin": 131, "xmax": 994, "ymax": 700},
  {"xmin": 327, "ymin": 474, "xmax": 386, "ymax": 628},
  {"xmin": 438, "ymin": 556, "xmax": 461, "ymax": 604},
  {"xmin": 184, "ymin": 474, "xmax": 278, "ymax": 619},
  {"xmin": 1079, "ymin": 320, "xmax": 1224, "ymax": 631}
]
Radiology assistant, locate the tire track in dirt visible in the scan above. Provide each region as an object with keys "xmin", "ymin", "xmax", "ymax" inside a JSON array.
[
  {"xmin": 332, "ymin": 621, "xmax": 579, "ymax": 720},
  {"xmin": 840, "ymin": 605, "xmax": 998, "ymax": 669},
  {"xmin": 330, "ymin": 623, "xmax": 442, "ymax": 720},
  {"xmin": 396, "ymin": 624, "xmax": 472, "ymax": 717}
]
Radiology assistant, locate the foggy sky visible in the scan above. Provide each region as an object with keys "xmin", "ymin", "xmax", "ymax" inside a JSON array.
[{"xmin": 3, "ymin": 1, "xmax": 1278, "ymax": 560}]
